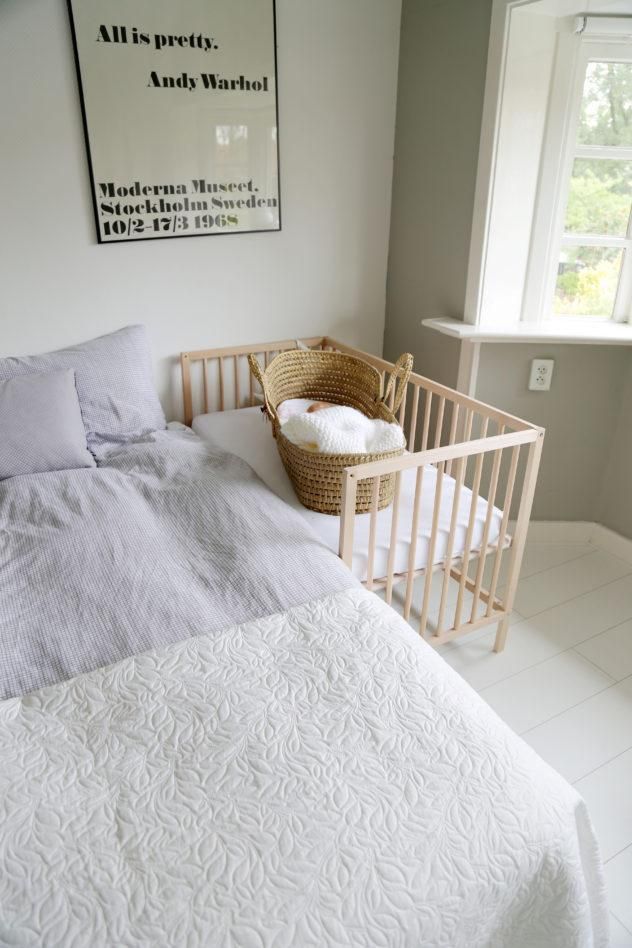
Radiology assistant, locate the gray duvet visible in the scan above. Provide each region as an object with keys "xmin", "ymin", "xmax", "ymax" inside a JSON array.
[{"xmin": 0, "ymin": 428, "xmax": 354, "ymax": 699}]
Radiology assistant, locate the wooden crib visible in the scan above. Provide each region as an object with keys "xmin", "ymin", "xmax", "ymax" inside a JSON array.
[{"xmin": 181, "ymin": 337, "xmax": 544, "ymax": 652}]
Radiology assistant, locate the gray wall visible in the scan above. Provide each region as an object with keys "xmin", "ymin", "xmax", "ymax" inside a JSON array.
[
  {"xmin": 383, "ymin": 0, "xmax": 492, "ymax": 387},
  {"xmin": 476, "ymin": 344, "xmax": 631, "ymax": 525},
  {"xmin": 600, "ymin": 359, "xmax": 632, "ymax": 538}
]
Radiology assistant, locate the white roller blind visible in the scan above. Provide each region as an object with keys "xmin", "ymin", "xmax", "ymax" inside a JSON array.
[{"xmin": 574, "ymin": 16, "xmax": 632, "ymax": 37}]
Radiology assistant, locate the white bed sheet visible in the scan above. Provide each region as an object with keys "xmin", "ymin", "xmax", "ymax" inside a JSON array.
[
  {"xmin": 193, "ymin": 407, "xmax": 505, "ymax": 583},
  {"xmin": 0, "ymin": 587, "xmax": 607, "ymax": 946}
]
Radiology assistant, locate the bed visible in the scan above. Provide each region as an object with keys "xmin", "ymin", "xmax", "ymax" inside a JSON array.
[{"xmin": 0, "ymin": 327, "xmax": 607, "ymax": 946}]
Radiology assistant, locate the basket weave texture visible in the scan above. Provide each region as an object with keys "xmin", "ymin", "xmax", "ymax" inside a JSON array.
[{"xmin": 248, "ymin": 348, "xmax": 413, "ymax": 515}]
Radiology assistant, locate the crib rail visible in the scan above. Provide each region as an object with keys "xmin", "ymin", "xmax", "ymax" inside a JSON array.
[
  {"xmin": 180, "ymin": 335, "xmax": 544, "ymax": 651},
  {"xmin": 182, "ymin": 335, "xmax": 533, "ymax": 437},
  {"xmin": 181, "ymin": 336, "xmax": 328, "ymax": 424},
  {"xmin": 327, "ymin": 339, "xmax": 535, "ymax": 441},
  {"xmin": 339, "ymin": 426, "xmax": 543, "ymax": 651}
]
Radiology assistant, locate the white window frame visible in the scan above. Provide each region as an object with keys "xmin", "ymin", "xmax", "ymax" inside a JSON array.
[
  {"xmin": 425, "ymin": 2, "xmax": 632, "ymax": 389},
  {"xmin": 462, "ymin": 0, "xmax": 632, "ymax": 334},
  {"xmin": 533, "ymin": 36, "xmax": 632, "ymax": 326}
]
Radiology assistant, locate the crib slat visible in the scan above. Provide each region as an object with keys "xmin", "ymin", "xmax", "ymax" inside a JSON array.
[
  {"xmin": 445, "ymin": 404, "xmax": 460, "ymax": 477},
  {"xmin": 234, "ymin": 355, "xmax": 240, "ymax": 409},
  {"xmin": 464, "ymin": 408, "xmax": 474, "ymax": 442},
  {"xmin": 486, "ymin": 444, "xmax": 520, "ymax": 617},
  {"xmin": 419, "ymin": 461, "xmax": 445, "ymax": 637},
  {"xmin": 459, "ymin": 409, "xmax": 474, "ymax": 459},
  {"xmin": 366, "ymin": 476, "xmax": 381, "ymax": 591},
  {"xmin": 470, "ymin": 438, "xmax": 504, "ymax": 623},
  {"xmin": 408, "ymin": 385, "xmax": 420, "ymax": 452},
  {"xmin": 339, "ymin": 473, "xmax": 357, "ymax": 568},
  {"xmin": 433, "ymin": 397, "xmax": 445, "ymax": 449},
  {"xmin": 249, "ymin": 363, "xmax": 254, "ymax": 407},
  {"xmin": 453, "ymin": 418, "xmax": 489, "ymax": 628},
  {"xmin": 436, "ymin": 453, "xmax": 466, "ymax": 636},
  {"xmin": 403, "ymin": 466, "xmax": 425, "ymax": 621},
  {"xmin": 494, "ymin": 435, "xmax": 543, "ymax": 653},
  {"xmin": 218, "ymin": 357, "xmax": 225, "ymax": 412},
  {"xmin": 421, "ymin": 391, "xmax": 432, "ymax": 450},
  {"xmin": 385, "ymin": 472, "xmax": 403, "ymax": 605},
  {"xmin": 202, "ymin": 359, "xmax": 209, "ymax": 413}
]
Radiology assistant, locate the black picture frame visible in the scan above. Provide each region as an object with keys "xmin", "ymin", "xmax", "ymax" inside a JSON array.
[{"xmin": 66, "ymin": 0, "xmax": 282, "ymax": 244}]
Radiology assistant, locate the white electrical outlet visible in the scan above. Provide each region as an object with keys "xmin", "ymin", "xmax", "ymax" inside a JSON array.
[{"xmin": 528, "ymin": 359, "xmax": 554, "ymax": 391}]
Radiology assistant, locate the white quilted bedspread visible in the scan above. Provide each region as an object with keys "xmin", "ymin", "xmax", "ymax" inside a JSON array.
[{"xmin": 0, "ymin": 588, "xmax": 607, "ymax": 947}]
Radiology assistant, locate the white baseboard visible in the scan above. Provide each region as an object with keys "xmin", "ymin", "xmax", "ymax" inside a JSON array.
[{"xmin": 513, "ymin": 519, "xmax": 632, "ymax": 566}]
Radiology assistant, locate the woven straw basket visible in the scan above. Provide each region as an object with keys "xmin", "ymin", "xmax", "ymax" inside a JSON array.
[{"xmin": 248, "ymin": 348, "xmax": 413, "ymax": 515}]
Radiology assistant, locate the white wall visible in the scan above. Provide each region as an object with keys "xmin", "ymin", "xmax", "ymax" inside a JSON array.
[{"xmin": 0, "ymin": 0, "xmax": 401, "ymax": 419}]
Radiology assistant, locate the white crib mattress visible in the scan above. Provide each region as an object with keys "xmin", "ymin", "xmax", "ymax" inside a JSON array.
[{"xmin": 193, "ymin": 408, "xmax": 505, "ymax": 583}]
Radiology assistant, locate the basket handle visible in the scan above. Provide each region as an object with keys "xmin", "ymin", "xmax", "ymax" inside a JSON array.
[
  {"xmin": 247, "ymin": 354, "xmax": 279, "ymax": 425},
  {"xmin": 382, "ymin": 353, "xmax": 413, "ymax": 413}
]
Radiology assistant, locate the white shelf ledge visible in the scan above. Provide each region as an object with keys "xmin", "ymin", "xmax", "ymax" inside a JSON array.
[{"xmin": 422, "ymin": 317, "xmax": 632, "ymax": 346}]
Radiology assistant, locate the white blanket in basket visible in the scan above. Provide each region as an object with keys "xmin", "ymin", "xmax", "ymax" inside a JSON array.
[{"xmin": 281, "ymin": 403, "xmax": 405, "ymax": 454}]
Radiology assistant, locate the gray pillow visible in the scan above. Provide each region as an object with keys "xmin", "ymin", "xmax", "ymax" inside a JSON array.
[
  {"xmin": 0, "ymin": 370, "xmax": 96, "ymax": 480},
  {"xmin": 0, "ymin": 325, "xmax": 166, "ymax": 458}
]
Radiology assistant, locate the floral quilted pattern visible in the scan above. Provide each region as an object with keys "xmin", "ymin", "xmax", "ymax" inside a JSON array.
[{"xmin": 0, "ymin": 589, "xmax": 607, "ymax": 947}]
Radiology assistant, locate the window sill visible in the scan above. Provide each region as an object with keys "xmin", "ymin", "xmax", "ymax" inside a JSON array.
[{"xmin": 422, "ymin": 317, "xmax": 632, "ymax": 346}]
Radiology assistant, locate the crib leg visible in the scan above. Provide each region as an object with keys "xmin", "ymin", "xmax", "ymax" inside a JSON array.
[{"xmin": 493, "ymin": 615, "xmax": 510, "ymax": 653}]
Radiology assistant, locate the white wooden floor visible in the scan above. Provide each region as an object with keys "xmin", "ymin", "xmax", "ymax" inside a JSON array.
[{"xmin": 381, "ymin": 532, "xmax": 632, "ymax": 946}]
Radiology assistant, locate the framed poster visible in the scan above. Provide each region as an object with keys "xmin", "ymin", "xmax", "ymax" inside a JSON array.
[{"xmin": 67, "ymin": 0, "xmax": 281, "ymax": 243}]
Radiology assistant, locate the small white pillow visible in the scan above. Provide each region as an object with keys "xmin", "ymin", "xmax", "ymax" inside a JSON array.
[{"xmin": 0, "ymin": 370, "xmax": 96, "ymax": 480}]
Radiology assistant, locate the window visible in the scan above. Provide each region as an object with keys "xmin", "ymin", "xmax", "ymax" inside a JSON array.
[
  {"xmin": 457, "ymin": 7, "xmax": 632, "ymax": 341},
  {"xmin": 552, "ymin": 55, "xmax": 632, "ymax": 322}
]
